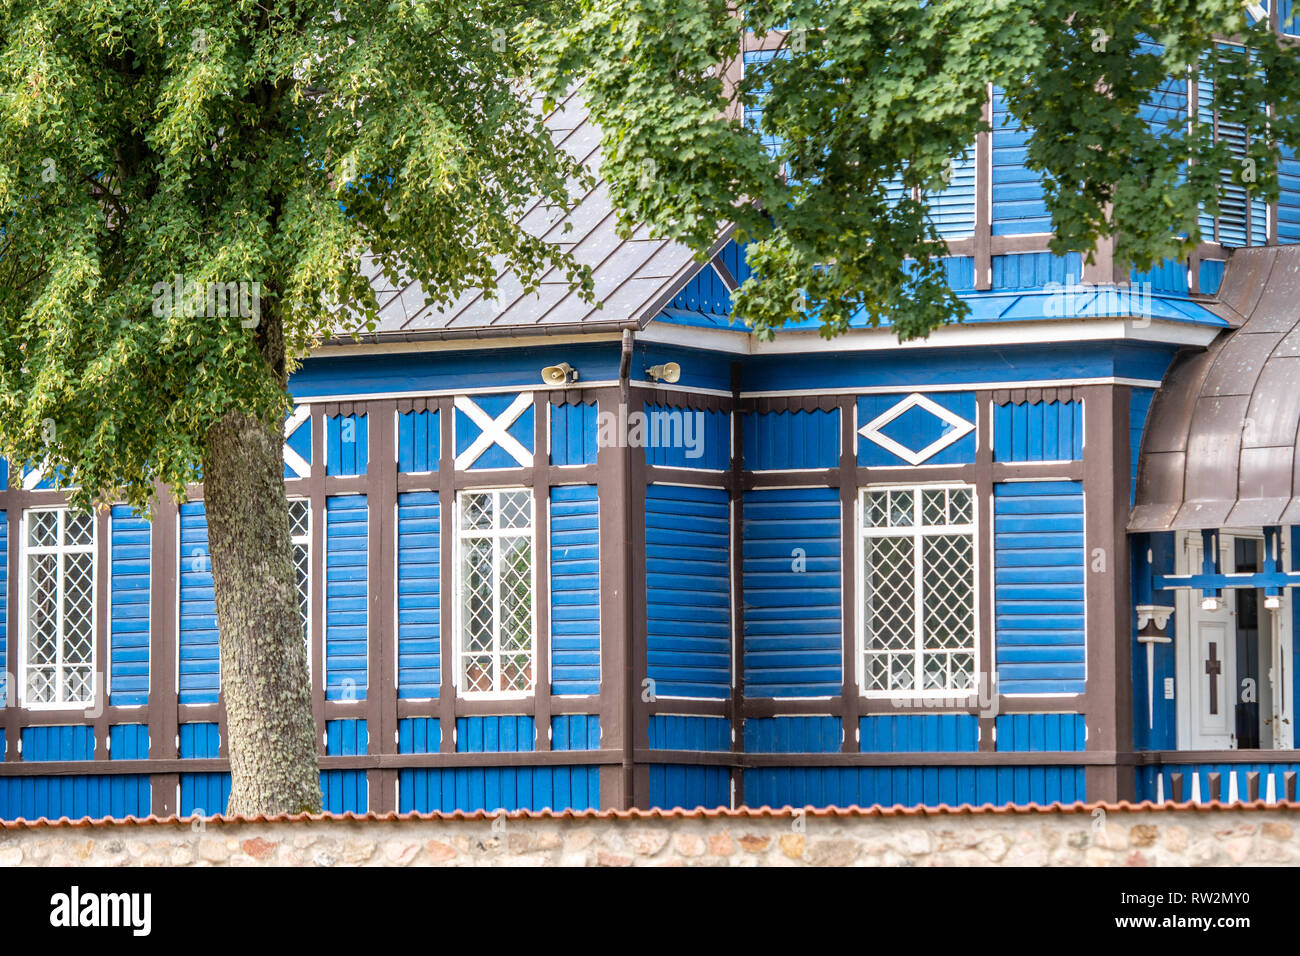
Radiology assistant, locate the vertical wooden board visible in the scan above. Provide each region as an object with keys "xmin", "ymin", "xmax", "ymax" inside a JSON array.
[
  {"xmin": 325, "ymin": 495, "xmax": 369, "ymax": 701},
  {"xmin": 397, "ymin": 410, "xmax": 440, "ymax": 474},
  {"xmin": 990, "ymin": 87, "xmax": 1051, "ymax": 235}
]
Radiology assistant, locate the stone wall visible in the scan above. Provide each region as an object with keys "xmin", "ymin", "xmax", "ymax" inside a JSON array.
[{"xmin": 1, "ymin": 805, "xmax": 1298, "ymax": 866}]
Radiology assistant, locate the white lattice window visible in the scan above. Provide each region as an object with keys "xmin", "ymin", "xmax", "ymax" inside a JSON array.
[
  {"xmin": 860, "ymin": 485, "xmax": 976, "ymax": 695},
  {"xmin": 21, "ymin": 507, "xmax": 97, "ymax": 707},
  {"xmin": 455, "ymin": 489, "xmax": 535, "ymax": 696},
  {"xmin": 289, "ymin": 499, "xmax": 310, "ymax": 651}
]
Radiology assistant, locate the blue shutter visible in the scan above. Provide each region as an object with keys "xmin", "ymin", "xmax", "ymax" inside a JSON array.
[
  {"xmin": 326, "ymin": 495, "xmax": 368, "ymax": 700},
  {"xmin": 396, "ymin": 492, "xmax": 440, "ymax": 699},
  {"xmin": 1279, "ymin": 143, "xmax": 1300, "ymax": 244},
  {"xmin": 645, "ymin": 485, "xmax": 731, "ymax": 698},
  {"xmin": 742, "ymin": 487, "xmax": 842, "ymax": 697},
  {"xmin": 550, "ymin": 485, "xmax": 600, "ymax": 695},
  {"xmin": 110, "ymin": 506, "xmax": 150, "ymax": 706},
  {"xmin": 994, "ymin": 481, "xmax": 1087, "ymax": 694},
  {"xmin": 178, "ymin": 502, "xmax": 219, "ymax": 704}
]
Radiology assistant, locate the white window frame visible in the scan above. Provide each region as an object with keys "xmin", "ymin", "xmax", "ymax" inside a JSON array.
[
  {"xmin": 18, "ymin": 506, "xmax": 98, "ymax": 710},
  {"xmin": 857, "ymin": 482, "xmax": 979, "ymax": 699},
  {"xmin": 289, "ymin": 498, "xmax": 312, "ymax": 668},
  {"xmin": 453, "ymin": 487, "xmax": 537, "ymax": 699}
]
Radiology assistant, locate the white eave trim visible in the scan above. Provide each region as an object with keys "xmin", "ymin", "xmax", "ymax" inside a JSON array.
[{"xmin": 635, "ymin": 317, "xmax": 1225, "ymax": 354}]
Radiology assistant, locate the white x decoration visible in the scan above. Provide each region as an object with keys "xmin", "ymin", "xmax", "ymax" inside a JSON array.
[
  {"xmin": 454, "ymin": 393, "xmax": 534, "ymax": 470},
  {"xmin": 858, "ymin": 392, "xmax": 975, "ymax": 466},
  {"xmin": 21, "ymin": 462, "xmax": 47, "ymax": 490},
  {"xmin": 283, "ymin": 406, "xmax": 311, "ymax": 478}
]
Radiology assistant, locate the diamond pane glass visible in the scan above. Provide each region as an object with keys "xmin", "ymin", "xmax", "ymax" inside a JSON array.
[
  {"xmin": 949, "ymin": 488, "xmax": 973, "ymax": 525},
  {"xmin": 289, "ymin": 500, "xmax": 310, "ymax": 539},
  {"xmin": 462, "ymin": 655, "xmax": 494, "ymax": 694},
  {"xmin": 65, "ymin": 511, "xmax": 94, "ymax": 546},
  {"xmin": 293, "ymin": 542, "xmax": 310, "ymax": 638},
  {"xmin": 921, "ymin": 489, "xmax": 946, "ymax": 526},
  {"xmin": 28, "ymin": 511, "xmax": 57, "ymax": 548},
  {"xmin": 865, "ymin": 491, "xmax": 889, "ymax": 528},
  {"xmin": 499, "ymin": 492, "xmax": 531, "ymax": 530},
  {"xmin": 889, "ymin": 490, "xmax": 914, "ymax": 527},
  {"xmin": 27, "ymin": 554, "xmax": 58, "ymax": 665},
  {"xmin": 462, "ymin": 492, "xmax": 492, "ymax": 530},
  {"xmin": 861, "ymin": 485, "xmax": 977, "ymax": 695}
]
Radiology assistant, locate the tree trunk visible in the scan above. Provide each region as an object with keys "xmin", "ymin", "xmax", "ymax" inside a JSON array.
[{"xmin": 202, "ymin": 407, "xmax": 321, "ymax": 815}]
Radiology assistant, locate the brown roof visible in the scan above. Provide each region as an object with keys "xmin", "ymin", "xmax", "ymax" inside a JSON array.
[
  {"xmin": 0, "ymin": 800, "xmax": 1295, "ymax": 829},
  {"xmin": 1130, "ymin": 244, "xmax": 1300, "ymax": 532},
  {"xmin": 357, "ymin": 87, "xmax": 724, "ymax": 339}
]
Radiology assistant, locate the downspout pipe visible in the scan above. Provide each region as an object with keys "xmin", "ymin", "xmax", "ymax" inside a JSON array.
[{"xmin": 619, "ymin": 327, "xmax": 636, "ymax": 803}]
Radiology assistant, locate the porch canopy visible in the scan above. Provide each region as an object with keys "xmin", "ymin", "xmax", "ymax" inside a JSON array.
[{"xmin": 1130, "ymin": 245, "xmax": 1300, "ymax": 533}]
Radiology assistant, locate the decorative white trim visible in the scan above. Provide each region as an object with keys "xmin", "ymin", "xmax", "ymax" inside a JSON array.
[
  {"xmin": 453, "ymin": 394, "xmax": 535, "ymax": 470},
  {"xmin": 283, "ymin": 407, "xmax": 312, "ymax": 479},
  {"xmin": 858, "ymin": 393, "xmax": 975, "ymax": 466}
]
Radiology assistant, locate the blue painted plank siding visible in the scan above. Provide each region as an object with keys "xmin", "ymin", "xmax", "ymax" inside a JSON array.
[
  {"xmin": 642, "ymin": 404, "xmax": 729, "ymax": 470},
  {"xmin": 994, "ymin": 481, "xmax": 1087, "ymax": 694},
  {"xmin": 744, "ymin": 765, "xmax": 1085, "ymax": 809},
  {"xmin": 0, "ymin": 774, "xmax": 150, "ymax": 821},
  {"xmin": 550, "ymin": 485, "xmax": 600, "ymax": 695},
  {"xmin": 396, "ymin": 492, "xmax": 440, "ymax": 699},
  {"xmin": 860, "ymin": 715, "xmax": 979, "ymax": 752},
  {"xmin": 455, "ymin": 393, "xmax": 534, "ymax": 470},
  {"xmin": 996, "ymin": 714, "xmax": 1086, "ymax": 751},
  {"xmin": 992, "ymin": 401, "xmax": 1083, "ymax": 462},
  {"xmin": 741, "ymin": 409, "xmax": 840, "ymax": 471},
  {"xmin": 991, "ymin": 88, "xmax": 1051, "ymax": 235},
  {"xmin": 742, "ymin": 487, "xmax": 842, "ymax": 697},
  {"xmin": 552, "ymin": 715, "xmax": 601, "ymax": 751},
  {"xmin": 927, "ymin": 145, "xmax": 976, "ymax": 239},
  {"xmin": 550, "ymin": 402, "xmax": 599, "ymax": 466},
  {"xmin": 1198, "ymin": 258, "xmax": 1227, "ymax": 294},
  {"xmin": 397, "ymin": 409, "xmax": 440, "ymax": 473},
  {"xmin": 398, "ymin": 717, "xmax": 442, "ymax": 754},
  {"xmin": 326, "ymin": 495, "xmax": 368, "ymax": 701},
  {"xmin": 1197, "ymin": 72, "xmax": 1268, "ymax": 247},
  {"xmin": 1129, "ymin": 387, "xmax": 1156, "ymax": 506},
  {"xmin": 645, "ymin": 485, "xmax": 731, "ymax": 698},
  {"xmin": 648, "ymin": 766, "xmax": 730, "ymax": 810},
  {"xmin": 325, "ymin": 413, "xmax": 368, "ymax": 475},
  {"xmin": 322, "ymin": 718, "xmax": 368, "ymax": 814},
  {"xmin": 745, "ymin": 717, "xmax": 841, "ymax": 753},
  {"xmin": 1280, "ymin": 144, "xmax": 1300, "ymax": 243},
  {"xmin": 990, "ymin": 252, "xmax": 1081, "ymax": 290},
  {"xmin": 648, "ymin": 715, "xmax": 730, "ymax": 751},
  {"xmin": 857, "ymin": 392, "xmax": 977, "ymax": 467},
  {"xmin": 110, "ymin": 724, "xmax": 149, "ymax": 760},
  {"xmin": 671, "ymin": 263, "xmax": 732, "ymax": 316},
  {"xmin": 398, "ymin": 766, "xmax": 600, "ymax": 813},
  {"xmin": 110, "ymin": 506, "xmax": 150, "ymax": 706},
  {"xmin": 178, "ymin": 722, "xmax": 229, "ymax": 815},
  {"xmin": 178, "ymin": 503, "xmax": 219, "ymax": 704},
  {"xmin": 22, "ymin": 725, "xmax": 95, "ymax": 761},
  {"xmin": 456, "ymin": 716, "xmax": 536, "ymax": 752},
  {"xmin": 1131, "ymin": 258, "xmax": 1188, "ymax": 295}
]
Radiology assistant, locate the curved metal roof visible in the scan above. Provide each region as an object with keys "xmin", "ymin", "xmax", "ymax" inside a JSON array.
[{"xmin": 1130, "ymin": 245, "xmax": 1300, "ymax": 532}]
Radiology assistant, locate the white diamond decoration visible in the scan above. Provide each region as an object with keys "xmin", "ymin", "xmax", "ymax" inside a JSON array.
[{"xmin": 859, "ymin": 393, "xmax": 975, "ymax": 466}]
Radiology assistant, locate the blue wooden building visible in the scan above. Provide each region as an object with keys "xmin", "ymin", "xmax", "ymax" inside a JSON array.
[{"xmin": 4, "ymin": 21, "xmax": 1300, "ymax": 819}]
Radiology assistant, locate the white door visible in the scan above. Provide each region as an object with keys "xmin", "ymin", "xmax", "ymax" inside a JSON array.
[{"xmin": 1178, "ymin": 533, "xmax": 1237, "ymax": 750}]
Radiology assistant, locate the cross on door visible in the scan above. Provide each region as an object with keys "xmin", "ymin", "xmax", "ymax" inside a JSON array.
[{"xmin": 1205, "ymin": 642, "xmax": 1222, "ymax": 715}]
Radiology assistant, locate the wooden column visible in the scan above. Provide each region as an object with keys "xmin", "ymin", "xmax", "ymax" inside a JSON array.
[
  {"xmin": 366, "ymin": 402, "xmax": 398, "ymax": 812},
  {"xmin": 532, "ymin": 393, "xmax": 553, "ymax": 752}
]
